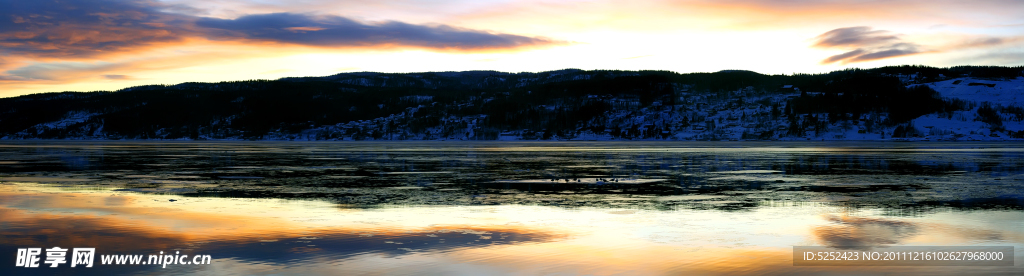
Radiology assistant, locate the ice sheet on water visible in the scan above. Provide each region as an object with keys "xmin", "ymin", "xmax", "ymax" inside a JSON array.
[
  {"xmin": 380, "ymin": 171, "xmax": 454, "ymax": 175},
  {"xmin": 655, "ymin": 195, "xmax": 728, "ymax": 201},
  {"xmin": 218, "ymin": 176, "xmax": 265, "ymax": 179},
  {"xmin": 0, "ymin": 176, "xmax": 97, "ymax": 182},
  {"xmin": 122, "ymin": 175, "xmax": 161, "ymax": 178},
  {"xmin": 706, "ymin": 175, "xmax": 810, "ymax": 182},
  {"xmin": 492, "ymin": 178, "xmax": 667, "ymax": 184},
  {"xmin": 562, "ymin": 165, "xmax": 618, "ymax": 168},
  {"xmin": 708, "ymin": 170, "xmax": 783, "ymax": 174}
]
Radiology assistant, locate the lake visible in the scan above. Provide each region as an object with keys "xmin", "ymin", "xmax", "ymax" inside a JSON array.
[{"xmin": 1, "ymin": 141, "xmax": 1022, "ymax": 275}]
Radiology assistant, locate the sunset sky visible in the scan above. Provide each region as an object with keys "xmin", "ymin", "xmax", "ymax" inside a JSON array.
[{"xmin": 1, "ymin": 0, "xmax": 1022, "ymax": 97}]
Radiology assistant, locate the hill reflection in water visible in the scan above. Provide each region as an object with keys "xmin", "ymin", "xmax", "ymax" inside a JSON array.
[{"xmin": 0, "ymin": 141, "xmax": 1022, "ymax": 275}]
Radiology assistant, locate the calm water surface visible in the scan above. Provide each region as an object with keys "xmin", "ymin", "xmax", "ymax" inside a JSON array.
[{"xmin": 1, "ymin": 141, "xmax": 1022, "ymax": 275}]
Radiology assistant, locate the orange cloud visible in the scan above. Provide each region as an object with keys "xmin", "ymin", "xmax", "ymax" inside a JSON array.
[
  {"xmin": 942, "ymin": 35, "xmax": 1024, "ymax": 50},
  {"xmin": 447, "ymin": 0, "xmax": 1024, "ymax": 33},
  {"xmin": 0, "ymin": 1, "xmax": 192, "ymax": 60},
  {"xmin": 668, "ymin": 0, "xmax": 1024, "ymax": 29},
  {"xmin": 0, "ymin": 0, "xmax": 558, "ymax": 62},
  {"xmin": 0, "ymin": 0, "xmax": 563, "ymax": 88}
]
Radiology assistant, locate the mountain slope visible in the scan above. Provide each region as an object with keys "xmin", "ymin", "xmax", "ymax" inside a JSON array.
[{"xmin": 1, "ymin": 66, "xmax": 1022, "ymax": 141}]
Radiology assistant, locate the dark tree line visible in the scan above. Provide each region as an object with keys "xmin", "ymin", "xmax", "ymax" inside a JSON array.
[{"xmin": 788, "ymin": 75, "xmax": 966, "ymax": 123}]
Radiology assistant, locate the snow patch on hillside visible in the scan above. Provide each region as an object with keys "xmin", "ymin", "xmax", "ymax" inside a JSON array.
[{"xmin": 922, "ymin": 77, "xmax": 1024, "ymax": 105}]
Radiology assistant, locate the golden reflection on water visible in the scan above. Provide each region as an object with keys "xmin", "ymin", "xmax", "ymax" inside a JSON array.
[{"xmin": 1, "ymin": 183, "xmax": 1022, "ymax": 275}]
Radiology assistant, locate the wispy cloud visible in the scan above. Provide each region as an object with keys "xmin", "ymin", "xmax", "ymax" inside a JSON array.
[
  {"xmin": 813, "ymin": 27, "xmax": 901, "ymax": 48},
  {"xmin": 103, "ymin": 74, "xmax": 132, "ymax": 80},
  {"xmin": 0, "ymin": 0, "xmax": 557, "ymax": 61},
  {"xmin": 812, "ymin": 26, "xmax": 1024, "ymax": 64},
  {"xmin": 950, "ymin": 36, "xmax": 1024, "ymax": 49},
  {"xmin": 0, "ymin": 0, "xmax": 560, "ymax": 84},
  {"xmin": 821, "ymin": 49, "xmax": 864, "ymax": 64},
  {"xmin": 0, "ymin": 75, "xmax": 29, "ymax": 81},
  {"xmin": 195, "ymin": 13, "xmax": 555, "ymax": 50},
  {"xmin": 0, "ymin": 0, "xmax": 193, "ymax": 59},
  {"xmin": 813, "ymin": 27, "xmax": 922, "ymax": 64},
  {"xmin": 849, "ymin": 46, "xmax": 920, "ymax": 62},
  {"xmin": 5, "ymin": 62, "xmax": 124, "ymax": 81}
]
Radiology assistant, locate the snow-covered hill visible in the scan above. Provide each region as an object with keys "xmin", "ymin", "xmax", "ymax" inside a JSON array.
[
  {"xmin": 926, "ymin": 77, "xmax": 1024, "ymax": 105},
  {"xmin": 894, "ymin": 77, "xmax": 1024, "ymax": 141}
]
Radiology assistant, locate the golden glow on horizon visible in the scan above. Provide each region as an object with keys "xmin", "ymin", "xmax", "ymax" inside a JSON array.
[{"xmin": 1, "ymin": 0, "xmax": 1022, "ymax": 97}]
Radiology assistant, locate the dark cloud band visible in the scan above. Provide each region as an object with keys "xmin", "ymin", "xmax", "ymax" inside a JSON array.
[
  {"xmin": 0, "ymin": 0, "xmax": 191, "ymax": 58},
  {"xmin": 0, "ymin": 0, "xmax": 557, "ymax": 81},
  {"xmin": 195, "ymin": 13, "xmax": 551, "ymax": 50},
  {"xmin": 814, "ymin": 26, "xmax": 900, "ymax": 48},
  {"xmin": 0, "ymin": 0, "xmax": 555, "ymax": 59},
  {"xmin": 822, "ymin": 49, "xmax": 864, "ymax": 64},
  {"xmin": 849, "ymin": 48, "xmax": 918, "ymax": 62}
]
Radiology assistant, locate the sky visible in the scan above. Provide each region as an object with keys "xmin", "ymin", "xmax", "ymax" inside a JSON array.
[{"xmin": 1, "ymin": 0, "xmax": 1022, "ymax": 97}]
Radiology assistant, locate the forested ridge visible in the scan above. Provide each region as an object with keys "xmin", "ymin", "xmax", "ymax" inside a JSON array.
[{"xmin": 1, "ymin": 65, "xmax": 1022, "ymax": 140}]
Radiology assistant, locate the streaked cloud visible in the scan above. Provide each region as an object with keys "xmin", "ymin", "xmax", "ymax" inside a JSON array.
[
  {"xmin": 0, "ymin": 0, "xmax": 556, "ymax": 61},
  {"xmin": 813, "ymin": 27, "xmax": 902, "ymax": 48},
  {"xmin": 103, "ymin": 74, "xmax": 132, "ymax": 80},
  {"xmin": 0, "ymin": 75, "xmax": 28, "ymax": 81},
  {"xmin": 195, "ymin": 13, "xmax": 555, "ymax": 50},
  {"xmin": 0, "ymin": 0, "xmax": 560, "ymax": 87},
  {"xmin": 6, "ymin": 62, "xmax": 124, "ymax": 81},
  {"xmin": 850, "ymin": 46, "xmax": 921, "ymax": 62},
  {"xmin": 951, "ymin": 36, "xmax": 1024, "ymax": 49},
  {"xmin": 814, "ymin": 27, "xmax": 923, "ymax": 64},
  {"xmin": 0, "ymin": 0, "xmax": 192, "ymax": 59},
  {"xmin": 821, "ymin": 49, "xmax": 865, "ymax": 64},
  {"xmin": 813, "ymin": 26, "xmax": 1024, "ymax": 64},
  {"xmin": 949, "ymin": 51, "xmax": 1024, "ymax": 65}
]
